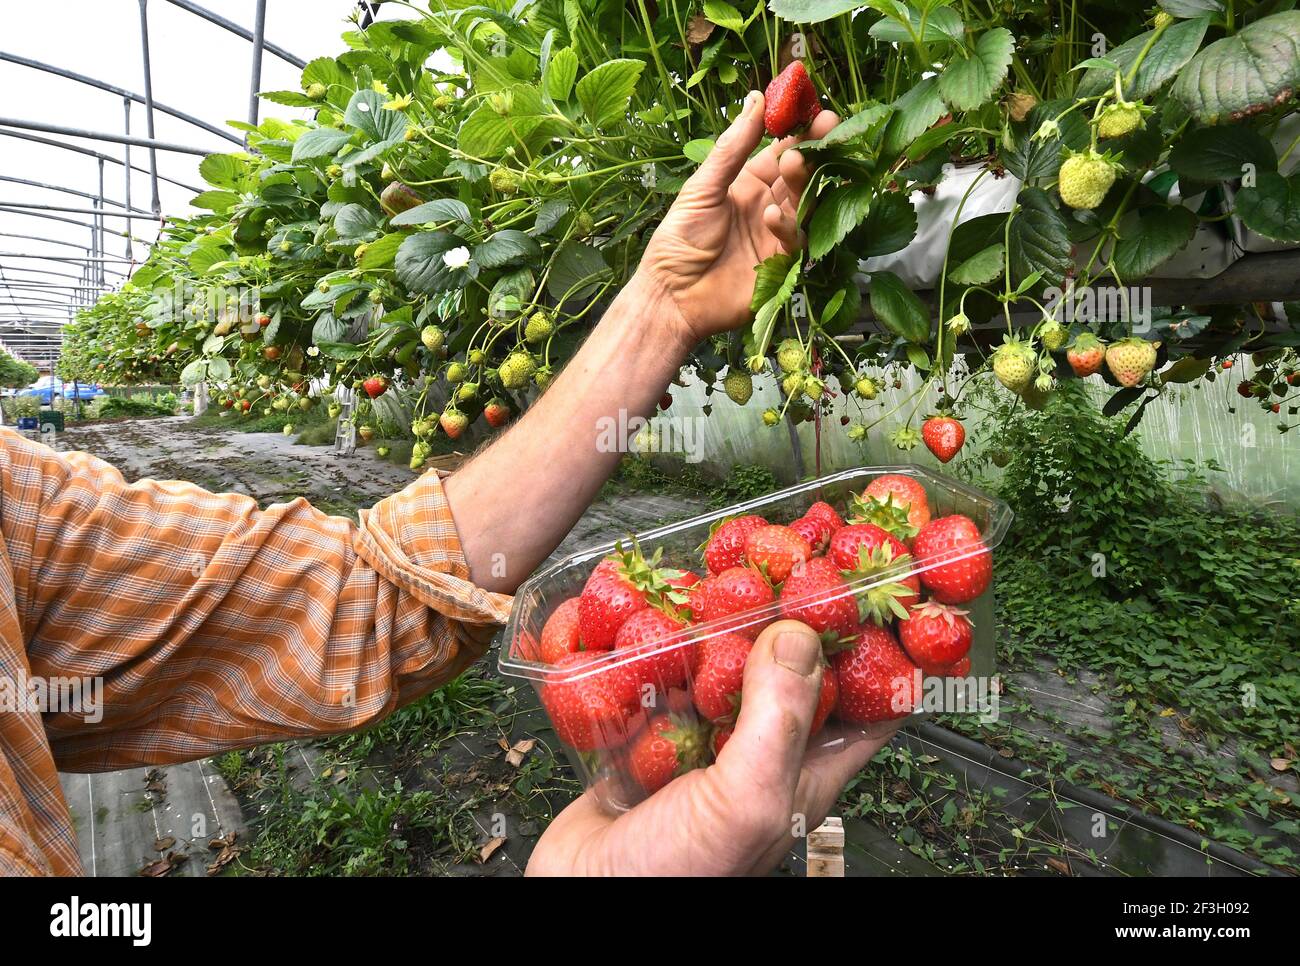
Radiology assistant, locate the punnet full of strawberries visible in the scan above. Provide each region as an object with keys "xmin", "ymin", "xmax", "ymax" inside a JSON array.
[{"xmin": 505, "ymin": 469, "xmax": 1007, "ymax": 810}]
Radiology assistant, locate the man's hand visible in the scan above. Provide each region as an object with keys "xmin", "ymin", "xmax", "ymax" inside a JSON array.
[
  {"xmin": 527, "ymin": 621, "xmax": 901, "ymax": 876},
  {"xmin": 640, "ymin": 91, "xmax": 840, "ymax": 345}
]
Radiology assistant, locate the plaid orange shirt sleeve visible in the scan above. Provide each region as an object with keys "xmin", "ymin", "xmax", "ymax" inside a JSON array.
[{"xmin": 0, "ymin": 428, "xmax": 512, "ymax": 874}]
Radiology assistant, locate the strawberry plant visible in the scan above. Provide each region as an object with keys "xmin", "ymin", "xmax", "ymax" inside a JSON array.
[{"xmin": 58, "ymin": 1, "xmax": 1300, "ymax": 448}]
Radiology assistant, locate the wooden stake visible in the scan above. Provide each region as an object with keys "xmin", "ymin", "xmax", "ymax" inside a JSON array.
[{"xmin": 806, "ymin": 816, "xmax": 844, "ymax": 877}]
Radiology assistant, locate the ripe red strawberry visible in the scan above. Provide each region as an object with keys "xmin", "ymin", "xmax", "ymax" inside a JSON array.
[
  {"xmin": 829, "ymin": 523, "xmax": 909, "ymax": 573},
  {"xmin": 921, "ymin": 416, "xmax": 965, "ymax": 463},
  {"xmin": 778, "ymin": 557, "xmax": 858, "ymax": 639},
  {"xmin": 628, "ymin": 714, "xmax": 711, "ymax": 794},
  {"xmin": 852, "ymin": 477, "xmax": 931, "ymax": 542},
  {"xmin": 805, "ymin": 500, "xmax": 845, "ymax": 532},
  {"xmin": 938, "ymin": 655, "xmax": 972, "ymax": 676},
  {"xmin": 1066, "ymin": 334, "xmax": 1106, "ymax": 377},
  {"xmin": 539, "ymin": 597, "xmax": 582, "ymax": 664},
  {"xmin": 899, "ymin": 601, "xmax": 973, "ymax": 674},
  {"xmin": 831, "ymin": 625, "xmax": 920, "ymax": 724},
  {"xmin": 832, "ymin": 527, "xmax": 921, "ymax": 626},
  {"xmin": 743, "ymin": 524, "xmax": 812, "ymax": 584},
  {"xmin": 439, "ymin": 409, "xmax": 468, "ymax": 439},
  {"xmin": 577, "ymin": 543, "xmax": 674, "ymax": 650},
  {"xmin": 911, "ymin": 515, "xmax": 991, "ymax": 605},
  {"xmin": 790, "ymin": 514, "xmax": 833, "ymax": 553},
  {"xmin": 699, "ymin": 566, "xmax": 775, "ymax": 639},
  {"xmin": 540, "ymin": 652, "xmax": 639, "ymax": 751},
  {"xmin": 702, "ymin": 514, "xmax": 768, "ymax": 575},
  {"xmin": 764, "ymin": 61, "xmax": 821, "ymax": 137},
  {"xmin": 483, "ymin": 398, "xmax": 510, "ymax": 428},
  {"xmin": 363, "ymin": 375, "xmax": 388, "ymax": 398},
  {"xmin": 692, "ymin": 632, "xmax": 753, "ymax": 723},
  {"xmin": 614, "ymin": 607, "xmax": 694, "ymax": 692},
  {"xmin": 812, "ymin": 664, "xmax": 838, "ymax": 736}
]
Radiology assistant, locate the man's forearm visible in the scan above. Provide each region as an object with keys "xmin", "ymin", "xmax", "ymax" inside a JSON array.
[{"xmin": 443, "ymin": 274, "xmax": 694, "ymax": 593}]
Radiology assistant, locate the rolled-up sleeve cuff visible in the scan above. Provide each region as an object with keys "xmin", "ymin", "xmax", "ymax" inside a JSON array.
[{"xmin": 353, "ymin": 469, "xmax": 513, "ymax": 627}]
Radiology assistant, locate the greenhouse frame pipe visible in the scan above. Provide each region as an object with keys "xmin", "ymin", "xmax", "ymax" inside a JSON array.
[
  {"xmin": 163, "ymin": 0, "xmax": 306, "ymax": 69},
  {"xmin": 124, "ymin": 100, "xmax": 134, "ymax": 263},
  {"xmin": 137, "ymin": 0, "xmax": 162, "ymax": 216},
  {"xmin": 0, "ymin": 265, "xmax": 110, "ymax": 282},
  {"xmin": 0, "ymin": 52, "xmax": 240, "ymax": 146},
  {"xmin": 0, "ymin": 117, "xmax": 209, "ymax": 156},
  {"xmin": 0, "ymin": 207, "xmax": 144, "ymax": 241},
  {"xmin": 247, "ymin": 0, "xmax": 268, "ymax": 131},
  {"xmin": 0, "ymin": 175, "xmax": 146, "ymax": 213},
  {"xmin": 0, "ymin": 202, "xmax": 163, "ymax": 221},
  {"xmin": 0, "ymin": 231, "xmax": 116, "ymax": 252},
  {"xmin": 0, "ymin": 129, "xmax": 203, "ymax": 194},
  {"xmin": 0, "ymin": 252, "xmax": 134, "ymax": 265}
]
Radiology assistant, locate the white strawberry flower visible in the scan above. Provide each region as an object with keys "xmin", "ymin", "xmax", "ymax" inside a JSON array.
[{"xmin": 442, "ymin": 246, "xmax": 471, "ymax": 270}]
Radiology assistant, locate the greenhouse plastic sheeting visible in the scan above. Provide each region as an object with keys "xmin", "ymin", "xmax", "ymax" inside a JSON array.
[{"xmin": 650, "ymin": 364, "xmax": 1299, "ymax": 510}]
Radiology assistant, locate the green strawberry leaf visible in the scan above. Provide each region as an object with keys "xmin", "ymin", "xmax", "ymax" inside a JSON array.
[
  {"xmin": 938, "ymin": 28, "xmax": 1015, "ymax": 111},
  {"xmin": 1080, "ymin": 17, "xmax": 1209, "ymax": 100},
  {"xmin": 545, "ymin": 46, "xmax": 579, "ymax": 101},
  {"xmin": 576, "ymin": 59, "xmax": 647, "ymax": 128},
  {"xmin": 1236, "ymin": 172, "xmax": 1300, "ymax": 242},
  {"xmin": 807, "ymin": 183, "xmax": 873, "ymax": 261},
  {"xmin": 948, "ymin": 243, "xmax": 1007, "ymax": 285},
  {"xmin": 395, "ymin": 231, "xmax": 473, "ymax": 294},
  {"xmin": 1172, "ymin": 11, "xmax": 1300, "ymax": 123},
  {"xmin": 882, "ymin": 77, "xmax": 946, "ymax": 159},
  {"xmin": 868, "ymin": 270, "xmax": 930, "ymax": 344},
  {"xmin": 291, "ymin": 127, "xmax": 350, "ymax": 162},
  {"xmin": 389, "ymin": 198, "xmax": 473, "ymax": 226},
  {"xmin": 473, "ymin": 229, "xmax": 543, "ymax": 269},
  {"xmin": 1112, "ymin": 205, "xmax": 1199, "ymax": 279},
  {"xmin": 767, "ymin": 0, "xmax": 862, "ymax": 25},
  {"xmin": 1168, "ymin": 126, "xmax": 1277, "ymax": 182},
  {"xmin": 1007, "ymin": 187, "xmax": 1071, "ymax": 287}
]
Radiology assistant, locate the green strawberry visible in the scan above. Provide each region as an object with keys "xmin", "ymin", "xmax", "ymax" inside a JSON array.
[
  {"xmin": 724, "ymin": 369, "xmax": 752, "ymax": 405},
  {"xmin": 1105, "ymin": 337, "xmax": 1159, "ymax": 387},
  {"xmin": 992, "ymin": 335, "xmax": 1036, "ymax": 392},
  {"xmin": 1058, "ymin": 150, "xmax": 1118, "ymax": 210},
  {"xmin": 524, "ymin": 311, "xmax": 553, "ymax": 343},
  {"xmin": 776, "ymin": 338, "xmax": 805, "ymax": 373},
  {"xmin": 498, "ymin": 351, "xmax": 536, "ymax": 390},
  {"xmin": 420, "ymin": 325, "xmax": 445, "ymax": 351}
]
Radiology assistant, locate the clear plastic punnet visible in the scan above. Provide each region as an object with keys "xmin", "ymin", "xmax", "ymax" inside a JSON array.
[{"xmin": 500, "ymin": 466, "xmax": 1013, "ymax": 813}]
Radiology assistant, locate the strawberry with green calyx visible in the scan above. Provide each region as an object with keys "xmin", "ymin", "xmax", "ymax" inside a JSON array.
[
  {"xmin": 839, "ymin": 540, "xmax": 922, "ymax": 627},
  {"xmin": 439, "ymin": 408, "xmax": 468, "ymax": 439},
  {"xmin": 992, "ymin": 334, "xmax": 1036, "ymax": 392},
  {"xmin": 306, "ymin": 82, "xmax": 327, "ymax": 101},
  {"xmin": 778, "ymin": 557, "xmax": 859, "ymax": 641},
  {"xmin": 698, "ymin": 566, "xmax": 775, "ymax": 639},
  {"xmin": 1038, "ymin": 318, "xmax": 1068, "ymax": 351},
  {"xmin": 763, "ymin": 61, "xmax": 822, "ymax": 137},
  {"xmin": 1105, "ymin": 337, "xmax": 1159, "ymax": 387},
  {"xmin": 763, "ymin": 408, "xmax": 781, "ymax": 426},
  {"xmin": 1067, "ymin": 332, "xmax": 1106, "ymax": 376},
  {"xmin": 1057, "ymin": 149, "xmax": 1120, "ymax": 210},
  {"xmin": 899, "ymin": 601, "xmax": 973, "ymax": 674},
  {"xmin": 862, "ymin": 475, "xmax": 931, "ymax": 533},
  {"xmin": 831, "ymin": 625, "xmax": 921, "ymax": 724},
  {"xmin": 1097, "ymin": 99, "xmax": 1150, "ymax": 139},
  {"xmin": 776, "ymin": 338, "xmax": 805, "ymax": 373},
  {"xmin": 724, "ymin": 368, "xmax": 753, "ymax": 405},
  {"xmin": 692, "ymin": 632, "xmax": 753, "ymax": 723},
  {"xmin": 854, "ymin": 376, "xmax": 878, "ymax": 399},
  {"xmin": 524, "ymin": 311, "xmax": 553, "ymax": 343},
  {"xmin": 483, "ymin": 398, "xmax": 511, "ymax": 428},
  {"xmin": 700, "ymin": 514, "xmax": 768, "ymax": 575},
  {"xmin": 578, "ymin": 541, "xmax": 679, "ymax": 651},
  {"xmin": 498, "ymin": 351, "xmax": 536, "ymax": 390},
  {"xmin": 628, "ymin": 713, "xmax": 712, "ymax": 794},
  {"xmin": 539, "ymin": 598, "xmax": 583, "ymax": 665},
  {"xmin": 743, "ymin": 524, "xmax": 813, "ymax": 585},
  {"xmin": 420, "ymin": 325, "xmax": 445, "ymax": 351},
  {"xmin": 363, "ymin": 375, "xmax": 388, "ymax": 398},
  {"xmin": 921, "ymin": 415, "xmax": 965, "ymax": 463},
  {"xmin": 911, "ymin": 515, "xmax": 991, "ymax": 605},
  {"xmin": 847, "ymin": 492, "xmax": 922, "ymax": 545},
  {"xmin": 540, "ymin": 652, "xmax": 640, "ymax": 751}
]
